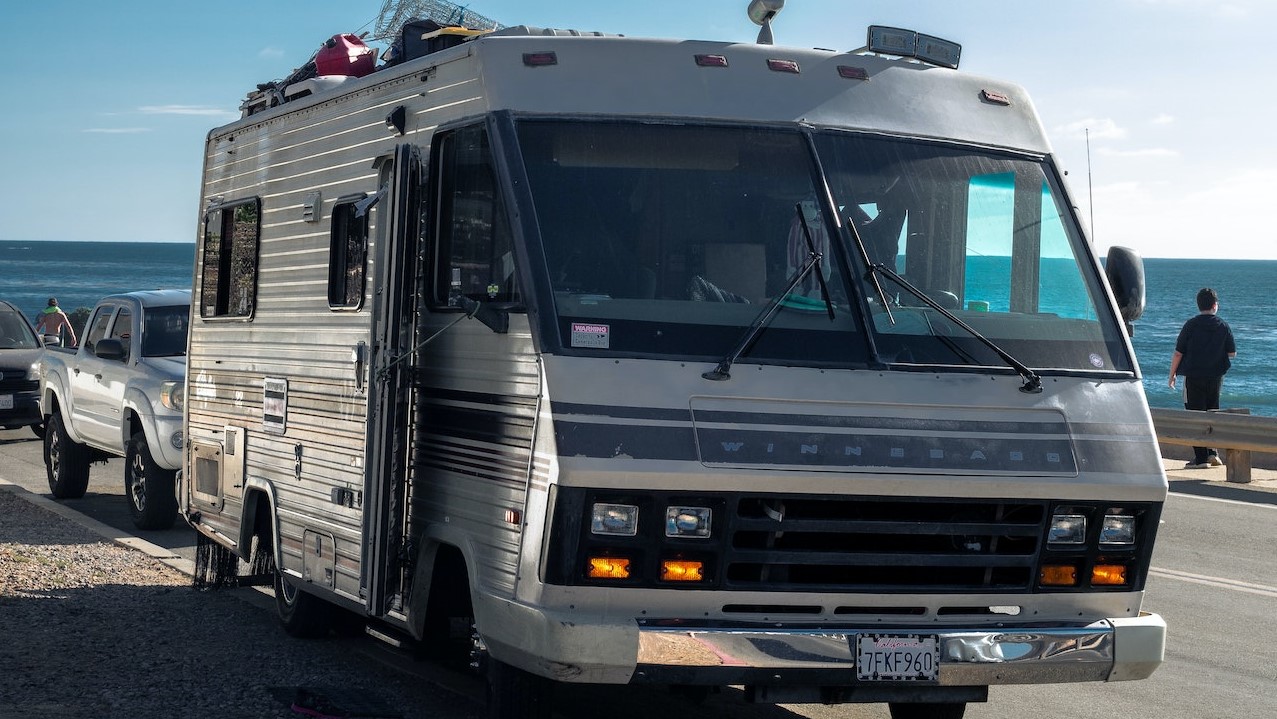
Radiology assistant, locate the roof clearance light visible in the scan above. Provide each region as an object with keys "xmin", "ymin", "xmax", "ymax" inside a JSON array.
[
  {"xmin": 916, "ymin": 33, "xmax": 962, "ymax": 69},
  {"xmin": 866, "ymin": 26, "xmax": 962, "ymax": 70},
  {"xmin": 695, "ymin": 54, "xmax": 729, "ymax": 67},
  {"xmin": 522, "ymin": 51, "xmax": 558, "ymax": 67},
  {"xmin": 767, "ymin": 58, "xmax": 800, "ymax": 73},
  {"xmin": 838, "ymin": 65, "xmax": 869, "ymax": 80},
  {"xmin": 867, "ymin": 26, "xmax": 917, "ymax": 55},
  {"xmin": 981, "ymin": 89, "xmax": 1012, "ymax": 106}
]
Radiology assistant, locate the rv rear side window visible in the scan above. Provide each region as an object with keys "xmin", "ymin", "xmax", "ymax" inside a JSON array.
[
  {"xmin": 328, "ymin": 199, "xmax": 369, "ymax": 309},
  {"xmin": 200, "ymin": 199, "xmax": 261, "ymax": 319}
]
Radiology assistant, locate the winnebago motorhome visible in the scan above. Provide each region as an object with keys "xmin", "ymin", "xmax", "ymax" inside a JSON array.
[{"xmin": 184, "ymin": 4, "xmax": 1166, "ymax": 717}]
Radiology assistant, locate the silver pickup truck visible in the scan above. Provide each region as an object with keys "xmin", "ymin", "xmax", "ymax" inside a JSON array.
[{"xmin": 39, "ymin": 290, "xmax": 190, "ymax": 529}]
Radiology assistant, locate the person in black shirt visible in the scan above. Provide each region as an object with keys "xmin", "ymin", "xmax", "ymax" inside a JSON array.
[{"xmin": 1168, "ymin": 287, "xmax": 1237, "ymax": 468}]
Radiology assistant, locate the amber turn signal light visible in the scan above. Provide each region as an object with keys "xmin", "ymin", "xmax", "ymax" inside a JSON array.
[
  {"xmin": 1091, "ymin": 564, "xmax": 1128, "ymax": 586},
  {"xmin": 587, "ymin": 557, "xmax": 631, "ymax": 580},
  {"xmin": 1039, "ymin": 564, "xmax": 1079, "ymax": 587},
  {"xmin": 661, "ymin": 560, "xmax": 705, "ymax": 582}
]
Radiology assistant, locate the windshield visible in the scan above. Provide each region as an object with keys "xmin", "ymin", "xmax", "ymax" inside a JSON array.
[
  {"xmin": 141, "ymin": 305, "xmax": 189, "ymax": 357},
  {"xmin": 815, "ymin": 132, "xmax": 1132, "ymax": 373},
  {"xmin": 515, "ymin": 120, "xmax": 1131, "ymax": 374},
  {"xmin": 0, "ymin": 307, "xmax": 38, "ymax": 349}
]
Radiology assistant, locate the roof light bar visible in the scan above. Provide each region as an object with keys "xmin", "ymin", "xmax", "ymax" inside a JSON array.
[{"xmin": 866, "ymin": 25, "xmax": 961, "ymax": 69}]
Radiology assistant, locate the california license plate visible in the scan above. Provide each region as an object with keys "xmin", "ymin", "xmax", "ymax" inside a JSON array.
[
  {"xmin": 0, "ymin": 394, "xmax": 12, "ymax": 410},
  {"xmin": 855, "ymin": 634, "xmax": 940, "ymax": 681}
]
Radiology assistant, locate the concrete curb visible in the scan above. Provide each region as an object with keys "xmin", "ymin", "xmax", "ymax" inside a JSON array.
[{"xmin": 0, "ymin": 476, "xmax": 196, "ymax": 577}]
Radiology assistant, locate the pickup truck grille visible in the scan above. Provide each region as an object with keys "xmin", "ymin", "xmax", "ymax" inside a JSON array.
[
  {"xmin": 724, "ymin": 497, "xmax": 1046, "ymax": 592},
  {"xmin": 0, "ymin": 378, "xmax": 38, "ymax": 393}
]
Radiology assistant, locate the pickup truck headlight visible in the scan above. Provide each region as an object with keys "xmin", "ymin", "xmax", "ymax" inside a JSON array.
[
  {"xmin": 160, "ymin": 381, "xmax": 185, "ymax": 412},
  {"xmin": 27, "ymin": 361, "xmax": 40, "ymax": 381}
]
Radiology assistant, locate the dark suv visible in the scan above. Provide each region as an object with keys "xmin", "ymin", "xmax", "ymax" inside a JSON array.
[{"xmin": 0, "ymin": 300, "xmax": 43, "ymax": 437}]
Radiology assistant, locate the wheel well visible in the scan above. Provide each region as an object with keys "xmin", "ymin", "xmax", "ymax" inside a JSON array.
[
  {"xmin": 427, "ymin": 545, "xmax": 473, "ymax": 618},
  {"xmin": 239, "ymin": 489, "xmax": 275, "ymax": 563}
]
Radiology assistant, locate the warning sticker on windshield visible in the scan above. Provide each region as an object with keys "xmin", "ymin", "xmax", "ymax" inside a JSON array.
[{"xmin": 571, "ymin": 323, "xmax": 610, "ymax": 349}]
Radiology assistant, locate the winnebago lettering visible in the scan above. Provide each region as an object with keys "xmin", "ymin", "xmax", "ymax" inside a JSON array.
[{"xmin": 181, "ymin": 3, "xmax": 1167, "ymax": 718}]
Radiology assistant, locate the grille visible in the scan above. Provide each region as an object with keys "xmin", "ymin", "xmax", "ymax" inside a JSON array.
[
  {"xmin": 0, "ymin": 378, "xmax": 38, "ymax": 393},
  {"xmin": 725, "ymin": 497, "xmax": 1047, "ymax": 592}
]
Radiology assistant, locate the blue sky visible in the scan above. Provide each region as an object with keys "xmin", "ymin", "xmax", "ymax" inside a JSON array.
[{"xmin": 3, "ymin": 0, "xmax": 1274, "ymax": 259}]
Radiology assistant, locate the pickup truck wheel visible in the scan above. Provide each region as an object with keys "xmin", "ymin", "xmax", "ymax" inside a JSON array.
[
  {"xmin": 125, "ymin": 432, "xmax": 177, "ymax": 530},
  {"xmin": 274, "ymin": 567, "xmax": 334, "ymax": 638},
  {"xmin": 889, "ymin": 702, "xmax": 967, "ymax": 719},
  {"xmin": 30, "ymin": 422, "xmax": 45, "ymax": 440},
  {"xmin": 44, "ymin": 414, "xmax": 90, "ymax": 499}
]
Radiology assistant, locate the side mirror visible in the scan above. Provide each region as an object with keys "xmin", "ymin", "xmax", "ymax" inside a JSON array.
[
  {"xmin": 1105, "ymin": 245, "xmax": 1145, "ymax": 335},
  {"xmin": 94, "ymin": 338, "xmax": 128, "ymax": 361},
  {"xmin": 456, "ymin": 296, "xmax": 512, "ymax": 334}
]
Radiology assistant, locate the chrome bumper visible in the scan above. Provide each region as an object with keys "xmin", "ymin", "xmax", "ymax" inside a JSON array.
[{"xmin": 632, "ymin": 612, "xmax": 1165, "ymax": 686}]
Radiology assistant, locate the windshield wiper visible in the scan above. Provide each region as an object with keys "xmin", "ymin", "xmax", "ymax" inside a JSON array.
[
  {"xmin": 702, "ymin": 203, "xmax": 835, "ymax": 381},
  {"xmin": 846, "ymin": 216, "xmax": 1042, "ymax": 394}
]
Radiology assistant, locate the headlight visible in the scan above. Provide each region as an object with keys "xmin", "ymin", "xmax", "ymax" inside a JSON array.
[
  {"xmin": 1100, "ymin": 514, "xmax": 1136, "ymax": 545},
  {"xmin": 1048, "ymin": 514, "xmax": 1087, "ymax": 544},
  {"xmin": 27, "ymin": 361, "xmax": 40, "ymax": 381},
  {"xmin": 665, "ymin": 506, "xmax": 712, "ymax": 538},
  {"xmin": 160, "ymin": 381, "xmax": 185, "ymax": 412},
  {"xmin": 591, "ymin": 503, "xmax": 639, "ymax": 536}
]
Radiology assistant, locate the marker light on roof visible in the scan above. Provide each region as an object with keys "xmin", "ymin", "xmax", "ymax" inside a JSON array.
[
  {"xmin": 522, "ymin": 52, "xmax": 558, "ymax": 66},
  {"xmin": 838, "ymin": 65, "xmax": 869, "ymax": 80},
  {"xmin": 695, "ymin": 54, "xmax": 729, "ymax": 67},
  {"xmin": 866, "ymin": 25, "xmax": 962, "ymax": 69},
  {"xmin": 767, "ymin": 58, "xmax": 800, "ymax": 74}
]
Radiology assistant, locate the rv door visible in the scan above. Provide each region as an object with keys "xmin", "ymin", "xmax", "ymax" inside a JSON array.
[{"xmin": 362, "ymin": 143, "xmax": 425, "ymax": 616}]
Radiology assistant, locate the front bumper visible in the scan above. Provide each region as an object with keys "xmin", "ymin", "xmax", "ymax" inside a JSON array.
[
  {"xmin": 480, "ymin": 596, "xmax": 1164, "ymax": 689},
  {"xmin": 148, "ymin": 413, "xmax": 184, "ymax": 469},
  {"xmin": 631, "ymin": 612, "xmax": 1164, "ymax": 686},
  {"xmin": 0, "ymin": 390, "xmax": 41, "ymax": 428}
]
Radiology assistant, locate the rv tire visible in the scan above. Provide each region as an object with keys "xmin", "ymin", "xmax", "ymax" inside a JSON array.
[
  {"xmin": 45, "ymin": 414, "xmax": 90, "ymax": 499},
  {"xmin": 274, "ymin": 568, "xmax": 333, "ymax": 638},
  {"xmin": 125, "ymin": 432, "xmax": 178, "ymax": 530},
  {"xmin": 486, "ymin": 656, "xmax": 552, "ymax": 719},
  {"xmin": 889, "ymin": 702, "xmax": 967, "ymax": 719}
]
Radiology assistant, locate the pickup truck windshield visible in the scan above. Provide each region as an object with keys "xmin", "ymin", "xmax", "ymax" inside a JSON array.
[
  {"xmin": 141, "ymin": 305, "xmax": 189, "ymax": 357},
  {"xmin": 515, "ymin": 120, "xmax": 1132, "ymax": 373}
]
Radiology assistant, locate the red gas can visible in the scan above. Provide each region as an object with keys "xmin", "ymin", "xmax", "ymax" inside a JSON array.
[{"xmin": 315, "ymin": 34, "xmax": 376, "ymax": 77}]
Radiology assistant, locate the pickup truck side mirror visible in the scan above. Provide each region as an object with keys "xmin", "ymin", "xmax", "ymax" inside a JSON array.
[
  {"xmin": 1105, "ymin": 245, "xmax": 1145, "ymax": 335},
  {"xmin": 94, "ymin": 338, "xmax": 129, "ymax": 362}
]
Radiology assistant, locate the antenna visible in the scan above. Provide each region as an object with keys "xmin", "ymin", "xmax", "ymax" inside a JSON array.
[
  {"xmin": 1085, "ymin": 127, "xmax": 1095, "ymax": 242},
  {"xmin": 372, "ymin": 0, "xmax": 504, "ymax": 41}
]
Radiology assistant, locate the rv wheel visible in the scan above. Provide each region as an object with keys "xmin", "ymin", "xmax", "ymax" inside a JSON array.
[
  {"xmin": 125, "ymin": 432, "xmax": 178, "ymax": 530},
  {"xmin": 274, "ymin": 568, "xmax": 333, "ymax": 638},
  {"xmin": 45, "ymin": 414, "xmax": 90, "ymax": 499},
  {"xmin": 486, "ymin": 655, "xmax": 552, "ymax": 719},
  {"xmin": 889, "ymin": 702, "xmax": 967, "ymax": 719}
]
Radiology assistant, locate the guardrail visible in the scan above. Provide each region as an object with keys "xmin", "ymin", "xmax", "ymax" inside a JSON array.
[{"xmin": 1149, "ymin": 408, "xmax": 1277, "ymax": 483}]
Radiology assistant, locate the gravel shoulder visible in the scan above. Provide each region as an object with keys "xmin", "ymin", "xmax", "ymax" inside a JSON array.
[{"xmin": 0, "ymin": 487, "xmax": 480, "ymax": 719}]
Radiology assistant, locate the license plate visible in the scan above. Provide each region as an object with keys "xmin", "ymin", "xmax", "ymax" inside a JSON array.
[
  {"xmin": 855, "ymin": 634, "xmax": 939, "ymax": 681},
  {"xmin": 0, "ymin": 394, "xmax": 12, "ymax": 410}
]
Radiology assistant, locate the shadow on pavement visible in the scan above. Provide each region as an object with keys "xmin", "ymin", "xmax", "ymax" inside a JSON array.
[{"xmin": 1168, "ymin": 478, "xmax": 1277, "ymax": 506}]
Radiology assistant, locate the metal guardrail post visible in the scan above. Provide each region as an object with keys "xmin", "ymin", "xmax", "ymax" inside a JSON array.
[{"xmin": 1220, "ymin": 408, "xmax": 1251, "ymax": 484}]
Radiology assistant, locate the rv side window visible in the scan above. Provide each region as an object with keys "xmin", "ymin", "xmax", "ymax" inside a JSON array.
[
  {"xmin": 432, "ymin": 125, "xmax": 518, "ymax": 306},
  {"xmin": 328, "ymin": 198, "xmax": 369, "ymax": 309},
  {"xmin": 200, "ymin": 199, "xmax": 261, "ymax": 319}
]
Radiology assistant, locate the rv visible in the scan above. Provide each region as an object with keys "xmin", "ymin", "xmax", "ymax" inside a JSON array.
[{"xmin": 184, "ymin": 5, "xmax": 1165, "ymax": 718}]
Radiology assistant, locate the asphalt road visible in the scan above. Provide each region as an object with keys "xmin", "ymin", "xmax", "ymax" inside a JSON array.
[{"xmin": 3, "ymin": 425, "xmax": 1275, "ymax": 719}]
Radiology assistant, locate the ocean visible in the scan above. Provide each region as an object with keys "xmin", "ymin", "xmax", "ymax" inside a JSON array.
[{"xmin": 0, "ymin": 241, "xmax": 1272, "ymax": 416}]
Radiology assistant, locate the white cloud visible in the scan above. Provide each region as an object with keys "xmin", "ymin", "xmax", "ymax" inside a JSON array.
[
  {"xmin": 138, "ymin": 105, "xmax": 237, "ymax": 117},
  {"xmin": 1151, "ymin": 114, "xmax": 1175, "ymax": 125},
  {"xmin": 82, "ymin": 128, "xmax": 152, "ymax": 134},
  {"xmin": 1057, "ymin": 118, "xmax": 1126, "ymax": 141}
]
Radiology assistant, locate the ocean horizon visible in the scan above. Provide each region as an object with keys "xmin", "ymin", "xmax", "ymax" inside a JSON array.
[{"xmin": 1, "ymin": 240, "xmax": 1272, "ymax": 417}]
